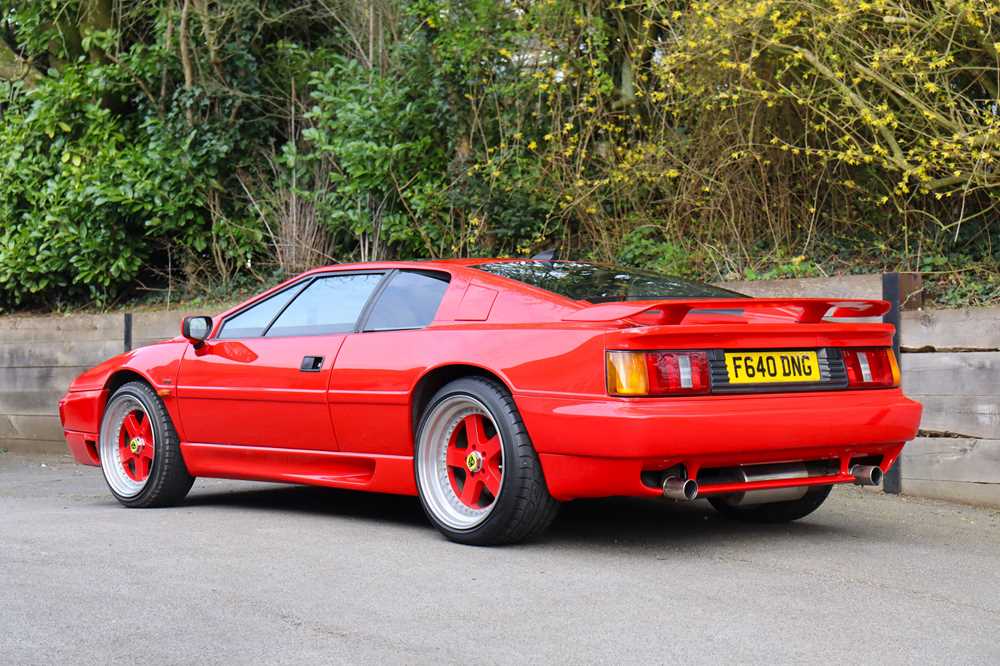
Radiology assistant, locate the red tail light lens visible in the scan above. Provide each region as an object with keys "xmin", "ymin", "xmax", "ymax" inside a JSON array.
[
  {"xmin": 607, "ymin": 351, "xmax": 710, "ymax": 396},
  {"xmin": 841, "ymin": 348, "xmax": 900, "ymax": 388},
  {"xmin": 646, "ymin": 351, "xmax": 710, "ymax": 394}
]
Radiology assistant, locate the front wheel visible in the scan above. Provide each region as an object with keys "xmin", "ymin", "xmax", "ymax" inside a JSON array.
[
  {"xmin": 99, "ymin": 381, "xmax": 195, "ymax": 508},
  {"xmin": 708, "ymin": 485, "xmax": 833, "ymax": 523},
  {"xmin": 414, "ymin": 377, "xmax": 559, "ymax": 545}
]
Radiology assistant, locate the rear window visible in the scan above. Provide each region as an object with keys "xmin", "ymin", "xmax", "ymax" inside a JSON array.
[
  {"xmin": 364, "ymin": 270, "xmax": 450, "ymax": 331},
  {"xmin": 473, "ymin": 261, "xmax": 743, "ymax": 303}
]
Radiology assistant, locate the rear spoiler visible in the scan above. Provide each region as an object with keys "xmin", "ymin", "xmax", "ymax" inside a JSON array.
[{"xmin": 562, "ymin": 298, "xmax": 890, "ymax": 325}]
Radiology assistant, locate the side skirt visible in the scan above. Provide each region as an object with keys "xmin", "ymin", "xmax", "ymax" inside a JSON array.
[{"xmin": 180, "ymin": 442, "xmax": 417, "ymax": 496}]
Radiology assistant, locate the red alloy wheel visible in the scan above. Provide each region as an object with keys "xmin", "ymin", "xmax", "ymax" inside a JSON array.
[
  {"xmin": 99, "ymin": 382, "xmax": 196, "ymax": 507},
  {"xmin": 445, "ymin": 413, "xmax": 503, "ymax": 509},
  {"xmin": 117, "ymin": 408, "xmax": 155, "ymax": 483},
  {"xmin": 415, "ymin": 377, "xmax": 558, "ymax": 544}
]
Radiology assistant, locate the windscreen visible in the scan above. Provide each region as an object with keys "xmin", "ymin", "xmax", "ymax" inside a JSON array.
[{"xmin": 473, "ymin": 260, "xmax": 744, "ymax": 303}]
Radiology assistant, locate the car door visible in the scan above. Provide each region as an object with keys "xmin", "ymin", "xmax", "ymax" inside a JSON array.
[{"xmin": 176, "ymin": 272, "xmax": 385, "ymax": 450}]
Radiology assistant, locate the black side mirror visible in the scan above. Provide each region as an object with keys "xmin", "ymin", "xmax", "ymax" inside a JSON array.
[{"xmin": 181, "ymin": 316, "xmax": 213, "ymax": 347}]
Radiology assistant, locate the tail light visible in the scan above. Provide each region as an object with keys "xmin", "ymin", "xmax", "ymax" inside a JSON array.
[
  {"xmin": 607, "ymin": 351, "xmax": 710, "ymax": 396},
  {"xmin": 841, "ymin": 348, "xmax": 900, "ymax": 388}
]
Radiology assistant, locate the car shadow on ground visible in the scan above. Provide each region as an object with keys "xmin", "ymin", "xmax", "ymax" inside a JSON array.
[
  {"xmin": 180, "ymin": 483, "xmax": 859, "ymax": 547},
  {"xmin": 547, "ymin": 495, "xmax": 856, "ymax": 546},
  {"xmin": 184, "ymin": 483, "xmax": 428, "ymax": 527}
]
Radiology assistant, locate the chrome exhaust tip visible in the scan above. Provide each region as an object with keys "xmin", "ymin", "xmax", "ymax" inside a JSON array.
[
  {"xmin": 662, "ymin": 476, "xmax": 699, "ymax": 501},
  {"xmin": 850, "ymin": 464, "xmax": 883, "ymax": 487}
]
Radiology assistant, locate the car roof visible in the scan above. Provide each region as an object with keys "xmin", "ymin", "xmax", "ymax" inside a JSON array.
[
  {"xmin": 305, "ymin": 258, "xmax": 521, "ymax": 271},
  {"xmin": 210, "ymin": 258, "xmax": 574, "ymax": 325},
  {"xmin": 293, "ymin": 258, "xmax": 547, "ymax": 282}
]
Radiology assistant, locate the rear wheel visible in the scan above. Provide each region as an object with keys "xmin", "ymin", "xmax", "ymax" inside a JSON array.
[
  {"xmin": 708, "ymin": 485, "xmax": 833, "ymax": 523},
  {"xmin": 414, "ymin": 377, "xmax": 559, "ymax": 545},
  {"xmin": 99, "ymin": 381, "xmax": 195, "ymax": 508}
]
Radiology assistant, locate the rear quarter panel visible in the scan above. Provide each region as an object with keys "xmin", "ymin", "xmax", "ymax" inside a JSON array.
[{"xmin": 330, "ymin": 326, "xmax": 609, "ymax": 454}]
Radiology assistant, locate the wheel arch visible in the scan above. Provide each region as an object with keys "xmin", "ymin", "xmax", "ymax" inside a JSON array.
[
  {"xmin": 100, "ymin": 369, "xmax": 177, "ymax": 438},
  {"xmin": 410, "ymin": 364, "xmax": 514, "ymax": 437},
  {"xmin": 105, "ymin": 369, "xmax": 152, "ymax": 396}
]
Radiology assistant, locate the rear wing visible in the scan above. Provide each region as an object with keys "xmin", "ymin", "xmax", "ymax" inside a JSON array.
[{"xmin": 562, "ymin": 298, "xmax": 890, "ymax": 325}]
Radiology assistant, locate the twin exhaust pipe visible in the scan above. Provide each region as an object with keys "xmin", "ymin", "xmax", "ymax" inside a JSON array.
[
  {"xmin": 662, "ymin": 477, "xmax": 699, "ymax": 501},
  {"xmin": 850, "ymin": 464, "xmax": 883, "ymax": 487},
  {"xmin": 661, "ymin": 464, "xmax": 883, "ymax": 501}
]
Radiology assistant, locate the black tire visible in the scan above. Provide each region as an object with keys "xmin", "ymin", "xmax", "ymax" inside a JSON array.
[
  {"xmin": 99, "ymin": 381, "xmax": 195, "ymax": 508},
  {"xmin": 414, "ymin": 377, "xmax": 560, "ymax": 545},
  {"xmin": 708, "ymin": 485, "xmax": 833, "ymax": 523}
]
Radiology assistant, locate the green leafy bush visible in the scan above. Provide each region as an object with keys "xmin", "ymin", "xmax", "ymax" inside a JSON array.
[
  {"xmin": 0, "ymin": 65, "xmax": 235, "ymax": 306},
  {"xmin": 0, "ymin": 0, "xmax": 997, "ymax": 309}
]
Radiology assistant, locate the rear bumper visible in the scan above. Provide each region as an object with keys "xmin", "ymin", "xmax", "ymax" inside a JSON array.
[{"xmin": 517, "ymin": 389, "xmax": 921, "ymax": 501}]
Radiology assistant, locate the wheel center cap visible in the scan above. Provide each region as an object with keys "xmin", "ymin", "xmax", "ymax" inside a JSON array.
[
  {"xmin": 129, "ymin": 437, "xmax": 143, "ymax": 454},
  {"xmin": 465, "ymin": 451, "xmax": 483, "ymax": 473}
]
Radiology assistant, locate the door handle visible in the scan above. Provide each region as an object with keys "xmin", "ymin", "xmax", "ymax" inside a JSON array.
[{"xmin": 300, "ymin": 355, "xmax": 324, "ymax": 372}]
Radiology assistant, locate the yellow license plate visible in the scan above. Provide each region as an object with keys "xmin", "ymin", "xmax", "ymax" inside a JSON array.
[{"xmin": 724, "ymin": 351, "xmax": 820, "ymax": 384}]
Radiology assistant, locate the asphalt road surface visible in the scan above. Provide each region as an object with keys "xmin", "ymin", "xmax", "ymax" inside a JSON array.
[{"xmin": 3, "ymin": 452, "xmax": 999, "ymax": 665}]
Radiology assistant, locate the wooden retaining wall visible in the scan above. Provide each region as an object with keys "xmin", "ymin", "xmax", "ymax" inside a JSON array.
[
  {"xmin": 1, "ymin": 313, "xmax": 123, "ymax": 454},
  {"xmin": 898, "ymin": 307, "xmax": 1000, "ymax": 506},
  {"xmin": 1, "ymin": 277, "xmax": 998, "ymax": 508}
]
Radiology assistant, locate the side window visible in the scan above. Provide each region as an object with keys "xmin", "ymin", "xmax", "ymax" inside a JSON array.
[
  {"xmin": 217, "ymin": 284, "xmax": 305, "ymax": 339},
  {"xmin": 364, "ymin": 271, "xmax": 450, "ymax": 331},
  {"xmin": 266, "ymin": 273, "xmax": 383, "ymax": 337}
]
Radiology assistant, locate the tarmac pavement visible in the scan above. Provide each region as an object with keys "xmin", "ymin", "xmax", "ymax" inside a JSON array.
[{"xmin": 2, "ymin": 452, "xmax": 999, "ymax": 664}]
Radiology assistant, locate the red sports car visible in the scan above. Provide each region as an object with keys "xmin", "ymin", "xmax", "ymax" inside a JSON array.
[{"xmin": 59, "ymin": 260, "xmax": 922, "ymax": 544}]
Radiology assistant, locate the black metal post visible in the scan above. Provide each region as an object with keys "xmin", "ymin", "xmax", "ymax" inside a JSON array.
[
  {"xmin": 123, "ymin": 312, "xmax": 133, "ymax": 353},
  {"xmin": 881, "ymin": 273, "xmax": 902, "ymax": 494}
]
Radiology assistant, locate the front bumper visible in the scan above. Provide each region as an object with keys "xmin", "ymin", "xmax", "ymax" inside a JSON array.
[
  {"xmin": 63, "ymin": 429, "xmax": 100, "ymax": 466},
  {"xmin": 59, "ymin": 388, "xmax": 105, "ymax": 466},
  {"xmin": 517, "ymin": 389, "xmax": 921, "ymax": 501}
]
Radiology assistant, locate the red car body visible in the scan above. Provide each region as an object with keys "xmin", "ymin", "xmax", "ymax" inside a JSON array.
[{"xmin": 60, "ymin": 259, "xmax": 922, "ymax": 506}]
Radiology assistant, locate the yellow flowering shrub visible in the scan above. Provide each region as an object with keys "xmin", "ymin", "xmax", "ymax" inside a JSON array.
[{"xmin": 459, "ymin": 0, "xmax": 998, "ymax": 281}]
